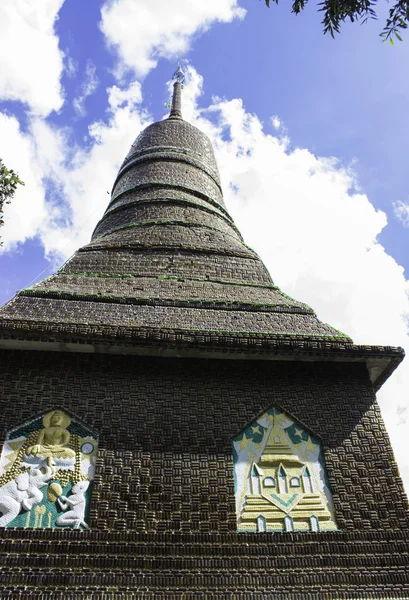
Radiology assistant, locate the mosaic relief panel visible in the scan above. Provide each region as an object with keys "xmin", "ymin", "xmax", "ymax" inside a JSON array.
[
  {"xmin": 0, "ymin": 409, "xmax": 98, "ymax": 530},
  {"xmin": 234, "ymin": 407, "xmax": 337, "ymax": 533}
]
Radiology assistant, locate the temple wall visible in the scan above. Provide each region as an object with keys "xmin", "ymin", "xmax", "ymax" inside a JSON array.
[{"xmin": 0, "ymin": 349, "xmax": 407, "ymax": 533}]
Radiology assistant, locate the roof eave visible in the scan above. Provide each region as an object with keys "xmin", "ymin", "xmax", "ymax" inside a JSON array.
[{"xmin": 0, "ymin": 323, "xmax": 403, "ymax": 392}]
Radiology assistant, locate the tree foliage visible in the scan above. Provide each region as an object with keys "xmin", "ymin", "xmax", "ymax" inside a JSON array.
[
  {"xmin": 263, "ymin": 0, "xmax": 408, "ymax": 42},
  {"xmin": 0, "ymin": 159, "xmax": 24, "ymax": 246}
]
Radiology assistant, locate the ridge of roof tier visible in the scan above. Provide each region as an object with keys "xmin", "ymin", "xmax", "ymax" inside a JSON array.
[
  {"xmin": 111, "ymin": 118, "xmax": 225, "ymax": 211},
  {"xmin": 0, "ymin": 73, "xmax": 402, "ymax": 390},
  {"xmin": 0, "ymin": 315, "xmax": 403, "ymax": 392}
]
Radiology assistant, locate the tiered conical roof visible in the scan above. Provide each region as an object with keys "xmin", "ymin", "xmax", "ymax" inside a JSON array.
[{"xmin": 0, "ymin": 73, "xmax": 403, "ymax": 388}]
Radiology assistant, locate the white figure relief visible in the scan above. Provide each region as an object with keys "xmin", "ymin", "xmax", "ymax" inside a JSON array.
[
  {"xmin": 56, "ymin": 480, "xmax": 90, "ymax": 529},
  {"xmin": 0, "ymin": 466, "xmax": 53, "ymax": 527}
]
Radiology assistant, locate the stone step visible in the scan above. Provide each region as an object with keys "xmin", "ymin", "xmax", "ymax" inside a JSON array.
[
  {"xmin": 1, "ymin": 550, "xmax": 408, "ymax": 570},
  {"xmin": 1, "ymin": 530, "xmax": 409, "ymax": 557},
  {"xmin": 0, "ymin": 567, "xmax": 409, "ymax": 594}
]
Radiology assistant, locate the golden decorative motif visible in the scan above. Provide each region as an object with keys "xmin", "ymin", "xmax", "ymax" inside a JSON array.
[
  {"xmin": 234, "ymin": 410, "xmax": 338, "ymax": 533},
  {"xmin": 26, "ymin": 410, "xmax": 75, "ymax": 462},
  {"xmin": 47, "ymin": 482, "xmax": 62, "ymax": 502},
  {"xmin": 33, "ymin": 505, "xmax": 46, "ymax": 528}
]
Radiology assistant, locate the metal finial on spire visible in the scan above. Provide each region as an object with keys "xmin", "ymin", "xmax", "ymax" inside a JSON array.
[
  {"xmin": 172, "ymin": 64, "xmax": 185, "ymax": 86},
  {"xmin": 169, "ymin": 65, "xmax": 184, "ymax": 119}
]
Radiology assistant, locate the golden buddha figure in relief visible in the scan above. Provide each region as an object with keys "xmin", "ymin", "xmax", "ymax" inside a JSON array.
[{"xmin": 26, "ymin": 410, "xmax": 75, "ymax": 461}]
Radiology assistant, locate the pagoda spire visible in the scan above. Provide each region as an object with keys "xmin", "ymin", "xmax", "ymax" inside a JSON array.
[
  {"xmin": 0, "ymin": 69, "xmax": 360, "ymax": 363},
  {"xmin": 169, "ymin": 65, "xmax": 184, "ymax": 119}
]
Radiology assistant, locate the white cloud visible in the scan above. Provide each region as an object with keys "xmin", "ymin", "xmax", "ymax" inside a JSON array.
[
  {"xmin": 394, "ymin": 200, "xmax": 409, "ymax": 227},
  {"xmin": 271, "ymin": 115, "xmax": 281, "ymax": 130},
  {"xmin": 0, "ymin": 113, "xmax": 49, "ymax": 250},
  {"xmin": 65, "ymin": 55, "xmax": 78, "ymax": 79},
  {"xmin": 0, "ymin": 78, "xmax": 148, "ymax": 261},
  {"xmin": 0, "ymin": 81, "xmax": 150, "ymax": 262},
  {"xmin": 0, "ymin": 0, "xmax": 65, "ymax": 116},
  {"xmin": 99, "ymin": 0, "xmax": 245, "ymax": 78},
  {"xmin": 107, "ymin": 81, "xmax": 143, "ymax": 110},
  {"xmin": 73, "ymin": 60, "xmax": 100, "ymax": 116}
]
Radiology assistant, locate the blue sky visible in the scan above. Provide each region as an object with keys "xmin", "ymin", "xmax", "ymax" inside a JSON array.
[{"xmin": 0, "ymin": 0, "xmax": 408, "ymax": 490}]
